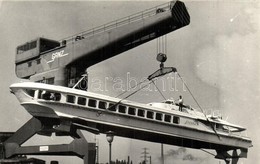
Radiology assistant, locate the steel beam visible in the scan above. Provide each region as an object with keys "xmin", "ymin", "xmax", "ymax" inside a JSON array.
[{"xmin": 2, "ymin": 117, "xmax": 96, "ymax": 164}]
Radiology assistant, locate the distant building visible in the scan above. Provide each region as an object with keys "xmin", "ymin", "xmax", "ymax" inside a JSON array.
[{"xmin": 0, "ymin": 157, "xmax": 45, "ymax": 164}]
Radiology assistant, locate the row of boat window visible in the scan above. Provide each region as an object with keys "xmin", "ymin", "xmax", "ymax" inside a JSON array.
[
  {"xmin": 25, "ymin": 89, "xmax": 180, "ymax": 124},
  {"xmin": 66, "ymin": 94, "xmax": 180, "ymax": 124}
]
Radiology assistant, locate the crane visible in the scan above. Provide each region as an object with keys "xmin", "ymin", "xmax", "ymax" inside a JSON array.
[
  {"xmin": 4, "ymin": 1, "xmax": 252, "ymax": 164},
  {"xmin": 2, "ymin": 1, "xmax": 192, "ymax": 164},
  {"xmin": 15, "ymin": 1, "xmax": 190, "ymax": 87}
]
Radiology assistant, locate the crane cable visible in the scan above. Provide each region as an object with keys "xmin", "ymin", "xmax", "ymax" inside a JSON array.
[
  {"xmin": 117, "ymin": 34, "xmax": 167, "ymax": 99},
  {"xmin": 101, "ymin": 79, "xmax": 155, "ymax": 115},
  {"xmin": 151, "ymin": 80, "xmax": 167, "ymax": 100},
  {"xmin": 176, "ymin": 72, "xmax": 221, "ymax": 140},
  {"xmin": 177, "ymin": 73, "xmax": 204, "ymax": 114},
  {"xmin": 153, "ymin": 35, "xmax": 168, "ymax": 101},
  {"xmin": 113, "ymin": 35, "xmax": 168, "ymax": 108},
  {"xmin": 115, "ymin": 79, "xmax": 148, "ymax": 98},
  {"xmin": 118, "ymin": 80, "xmax": 154, "ymax": 102},
  {"xmin": 157, "ymin": 35, "xmax": 167, "ymax": 54}
]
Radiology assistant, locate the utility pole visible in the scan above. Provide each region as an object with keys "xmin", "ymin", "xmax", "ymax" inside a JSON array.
[
  {"xmin": 95, "ymin": 136, "xmax": 99, "ymax": 164},
  {"xmin": 161, "ymin": 144, "xmax": 164, "ymax": 164},
  {"xmin": 141, "ymin": 148, "xmax": 149, "ymax": 164}
]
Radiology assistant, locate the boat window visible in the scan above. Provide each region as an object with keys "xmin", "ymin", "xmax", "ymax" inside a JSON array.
[
  {"xmin": 147, "ymin": 111, "xmax": 154, "ymax": 119},
  {"xmin": 118, "ymin": 105, "xmax": 126, "ymax": 113},
  {"xmin": 67, "ymin": 95, "xmax": 75, "ymax": 103},
  {"xmin": 98, "ymin": 101, "xmax": 107, "ymax": 109},
  {"xmin": 137, "ymin": 109, "xmax": 145, "ymax": 117},
  {"xmin": 128, "ymin": 107, "xmax": 136, "ymax": 116},
  {"xmin": 42, "ymin": 92, "xmax": 52, "ymax": 100},
  {"xmin": 156, "ymin": 113, "xmax": 162, "ymax": 121},
  {"xmin": 164, "ymin": 115, "xmax": 171, "ymax": 123},
  {"xmin": 173, "ymin": 116, "xmax": 180, "ymax": 124},
  {"xmin": 78, "ymin": 97, "xmax": 86, "ymax": 105},
  {"xmin": 38, "ymin": 90, "xmax": 61, "ymax": 101},
  {"xmin": 24, "ymin": 89, "xmax": 35, "ymax": 97},
  {"xmin": 108, "ymin": 103, "xmax": 117, "ymax": 112},
  {"xmin": 88, "ymin": 99, "xmax": 97, "ymax": 108},
  {"xmin": 53, "ymin": 93, "xmax": 61, "ymax": 101}
]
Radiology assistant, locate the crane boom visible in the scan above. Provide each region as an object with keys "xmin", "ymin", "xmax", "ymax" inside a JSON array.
[{"xmin": 15, "ymin": 1, "xmax": 190, "ymax": 87}]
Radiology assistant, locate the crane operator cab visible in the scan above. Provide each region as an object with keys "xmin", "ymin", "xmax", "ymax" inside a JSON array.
[
  {"xmin": 16, "ymin": 38, "xmax": 61, "ymax": 65},
  {"xmin": 15, "ymin": 37, "xmax": 88, "ymax": 90},
  {"xmin": 15, "ymin": 37, "xmax": 61, "ymax": 81}
]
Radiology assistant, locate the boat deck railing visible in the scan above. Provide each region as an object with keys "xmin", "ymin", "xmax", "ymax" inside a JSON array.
[{"xmin": 59, "ymin": 1, "xmax": 173, "ymax": 44}]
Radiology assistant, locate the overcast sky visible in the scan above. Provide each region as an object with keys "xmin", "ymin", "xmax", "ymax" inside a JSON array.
[{"xmin": 0, "ymin": 0, "xmax": 259, "ymax": 164}]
